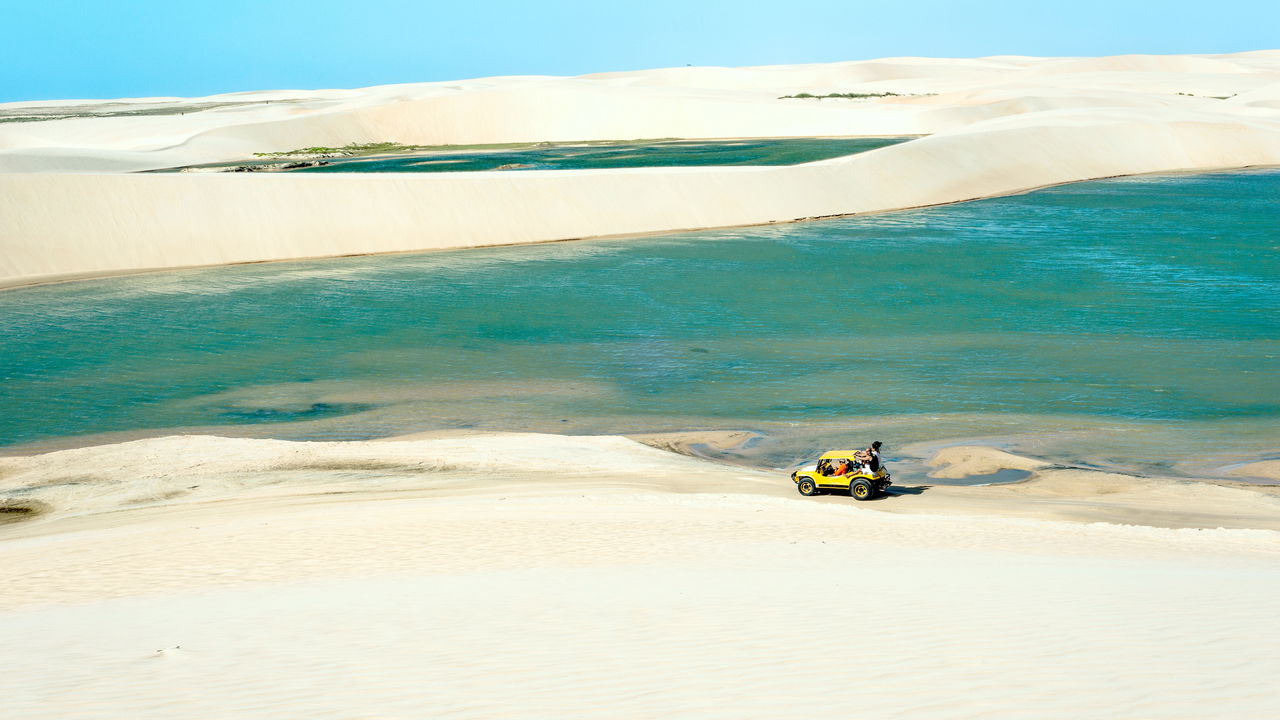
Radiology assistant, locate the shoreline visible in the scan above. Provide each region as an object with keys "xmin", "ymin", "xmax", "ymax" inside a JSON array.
[
  {"xmin": 5, "ymin": 417, "xmax": 1279, "ymax": 486},
  {"xmin": 3, "ymin": 407, "xmax": 1278, "ymax": 487},
  {"xmin": 4, "ymin": 432, "xmax": 1280, "ymax": 539},
  {"xmin": 3, "ymin": 162, "xmax": 1277, "ymax": 293}
]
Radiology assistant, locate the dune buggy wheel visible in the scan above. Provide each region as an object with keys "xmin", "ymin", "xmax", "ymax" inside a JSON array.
[
  {"xmin": 797, "ymin": 478, "xmax": 820, "ymax": 496},
  {"xmin": 850, "ymin": 480, "xmax": 874, "ymax": 501}
]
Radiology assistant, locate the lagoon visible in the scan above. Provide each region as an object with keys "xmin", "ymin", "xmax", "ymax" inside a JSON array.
[
  {"xmin": 2, "ymin": 169, "xmax": 1276, "ymax": 478},
  {"xmin": 173, "ymin": 137, "xmax": 910, "ymax": 173}
]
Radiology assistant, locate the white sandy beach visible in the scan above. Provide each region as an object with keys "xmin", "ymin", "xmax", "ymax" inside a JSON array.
[
  {"xmin": 5, "ymin": 52, "xmax": 1280, "ymax": 718},
  {"xmin": 4, "ymin": 52, "xmax": 1280, "ymax": 285},
  {"xmin": 2, "ymin": 434, "xmax": 1280, "ymax": 718}
]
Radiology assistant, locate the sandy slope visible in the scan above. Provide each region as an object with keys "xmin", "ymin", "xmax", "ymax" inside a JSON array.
[
  {"xmin": 6, "ymin": 434, "xmax": 1280, "ymax": 533},
  {"xmin": 3, "ymin": 433, "xmax": 1280, "ymax": 719},
  {"xmin": 4, "ymin": 52, "xmax": 1280, "ymax": 286}
]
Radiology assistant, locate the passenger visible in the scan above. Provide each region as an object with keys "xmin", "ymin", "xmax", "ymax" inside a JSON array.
[
  {"xmin": 833, "ymin": 458, "xmax": 851, "ymax": 476},
  {"xmin": 857, "ymin": 441, "xmax": 883, "ymax": 474},
  {"xmin": 868, "ymin": 441, "xmax": 883, "ymax": 472},
  {"xmin": 852, "ymin": 450, "xmax": 870, "ymax": 472}
]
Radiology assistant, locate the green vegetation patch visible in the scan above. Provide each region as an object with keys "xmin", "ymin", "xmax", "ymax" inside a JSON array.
[
  {"xmin": 252, "ymin": 138, "xmax": 681, "ymax": 158},
  {"xmin": 254, "ymin": 142, "xmax": 429, "ymax": 158},
  {"xmin": 778, "ymin": 92, "xmax": 935, "ymax": 100}
]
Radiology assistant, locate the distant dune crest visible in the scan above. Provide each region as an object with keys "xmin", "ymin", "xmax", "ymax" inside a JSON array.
[{"xmin": 3, "ymin": 51, "xmax": 1280, "ymax": 286}]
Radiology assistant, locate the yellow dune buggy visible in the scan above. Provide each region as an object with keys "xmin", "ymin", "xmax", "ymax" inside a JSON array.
[{"xmin": 791, "ymin": 450, "xmax": 892, "ymax": 501}]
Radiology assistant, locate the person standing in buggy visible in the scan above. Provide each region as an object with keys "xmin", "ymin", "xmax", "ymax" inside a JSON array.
[{"xmin": 854, "ymin": 441, "xmax": 883, "ymax": 474}]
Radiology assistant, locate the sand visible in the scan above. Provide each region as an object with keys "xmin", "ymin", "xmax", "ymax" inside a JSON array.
[
  {"xmin": 1227, "ymin": 459, "xmax": 1280, "ymax": 482},
  {"xmin": 5, "ymin": 51, "xmax": 1280, "ymax": 286},
  {"xmin": 3, "ymin": 433, "xmax": 1280, "ymax": 718},
  {"xmin": 928, "ymin": 444, "xmax": 1053, "ymax": 478}
]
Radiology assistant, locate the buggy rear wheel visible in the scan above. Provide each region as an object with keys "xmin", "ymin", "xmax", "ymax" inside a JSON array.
[{"xmin": 850, "ymin": 480, "xmax": 875, "ymax": 501}]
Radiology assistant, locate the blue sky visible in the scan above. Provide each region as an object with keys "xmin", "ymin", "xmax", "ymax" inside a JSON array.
[{"xmin": 3, "ymin": 0, "xmax": 1277, "ymax": 102}]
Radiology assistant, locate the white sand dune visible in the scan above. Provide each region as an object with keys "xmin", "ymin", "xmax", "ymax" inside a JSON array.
[
  {"xmin": 3, "ymin": 433, "xmax": 1280, "ymax": 719},
  {"xmin": 4, "ymin": 52, "xmax": 1280, "ymax": 286}
]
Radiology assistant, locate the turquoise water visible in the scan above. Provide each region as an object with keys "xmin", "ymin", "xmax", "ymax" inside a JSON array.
[
  {"xmin": 180, "ymin": 137, "xmax": 909, "ymax": 173},
  {"xmin": 2, "ymin": 169, "xmax": 1277, "ymax": 477}
]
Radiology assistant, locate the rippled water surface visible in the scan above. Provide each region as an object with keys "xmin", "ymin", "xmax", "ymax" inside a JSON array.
[{"xmin": 2, "ymin": 169, "xmax": 1277, "ymax": 476}]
